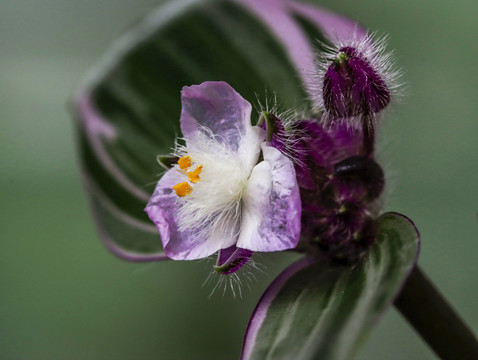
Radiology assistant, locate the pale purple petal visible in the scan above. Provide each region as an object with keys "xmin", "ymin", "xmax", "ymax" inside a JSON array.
[
  {"xmin": 237, "ymin": 125, "xmax": 266, "ymax": 175},
  {"xmin": 145, "ymin": 169, "xmax": 236, "ymax": 260},
  {"xmin": 180, "ymin": 81, "xmax": 252, "ymax": 152},
  {"xmin": 287, "ymin": 1, "xmax": 366, "ymax": 42},
  {"xmin": 236, "ymin": 144, "xmax": 301, "ymax": 252}
]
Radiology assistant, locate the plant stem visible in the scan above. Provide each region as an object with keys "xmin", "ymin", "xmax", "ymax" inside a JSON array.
[
  {"xmin": 361, "ymin": 116, "xmax": 374, "ymax": 156},
  {"xmin": 394, "ymin": 266, "xmax": 478, "ymax": 360}
]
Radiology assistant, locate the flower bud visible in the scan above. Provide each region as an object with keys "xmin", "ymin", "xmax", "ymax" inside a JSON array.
[
  {"xmin": 312, "ymin": 203, "xmax": 377, "ymax": 263},
  {"xmin": 316, "ymin": 35, "xmax": 398, "ymax": 121},
  {"xmin": 323, "ymin": 46, "xmax": 390, "ymax": 118},
  {"xmin": 333, "ymin": 155, "xmax": 385, "ymax": 200},
  {"xmin": 258, "ymin": 111, "xmax": 286, "ymax": 153},
  {"xmin": 214, "ymin": 245, "xmax": 252, "ymax": 275},
  {"xmin": 291, "ymin": 119, "xmax": 384, "ymax": 263}
]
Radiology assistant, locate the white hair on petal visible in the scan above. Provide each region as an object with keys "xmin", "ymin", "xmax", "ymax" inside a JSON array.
[{"xmin": 171, "ymin": 128, "xmax": 255, "ymax": 240}]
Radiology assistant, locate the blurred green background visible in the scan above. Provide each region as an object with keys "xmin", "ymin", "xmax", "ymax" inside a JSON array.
[{"xmin": 1, "ymin": 0, "xmax": 477, "ymax": 359}]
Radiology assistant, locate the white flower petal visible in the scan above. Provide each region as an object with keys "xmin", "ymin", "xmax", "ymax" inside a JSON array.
[{"xmin": 236, "ymin": 144, "xmax": 301, "ymax": 252}]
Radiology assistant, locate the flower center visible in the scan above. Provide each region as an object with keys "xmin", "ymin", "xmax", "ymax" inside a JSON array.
[{"xmin": 172, "ymin": 155, "xmax": 203, "ymax": 197}]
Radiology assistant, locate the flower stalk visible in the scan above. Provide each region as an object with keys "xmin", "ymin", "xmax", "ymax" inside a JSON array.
[{"xmin": 395, "ymin": 266, "xmax": 478, "ymax": 360}]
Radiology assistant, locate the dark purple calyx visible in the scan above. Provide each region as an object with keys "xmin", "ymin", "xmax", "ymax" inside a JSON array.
[
  {"xmin": 258, "ymin": 111, "xmax": 286, "ymax": 153},
  {"xmin": 292, "ymin": 119, "xmax": 385, "ymax": 263},
  {"xmin": 333, "ymin": 155, "xmax": 384, "ymax": 200},
  {"xmin": 214, "ymin": 245, "xmax": 253, "ymax": 275},
  {"xmin": 293, "ymin": 119, "xmax": 363, "ymax": 190},
  {"xmin": 323, "ymin": 46, "xmax": 390, "ymax": 118},
  {"xmin": 310, "ymin": 203, "xmax": 377, "ymax": 263}
]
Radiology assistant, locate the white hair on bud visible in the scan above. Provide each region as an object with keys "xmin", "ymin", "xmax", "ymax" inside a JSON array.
[
  {"xmin": 254, "ymin": 92, "xmax": 308, "ymax": 170},
  {"xmin": 202, "ymin": 255, "xmax": 264, "ymax": 299}
]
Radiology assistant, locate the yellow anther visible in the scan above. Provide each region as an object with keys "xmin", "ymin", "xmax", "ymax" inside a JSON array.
[
  {"xmin": 172, "ymin": 182, "xmax": 193, "ymax": 197},
  {"xmin": 178, "ymin": 155, "xmax": 192, "ymax": 170},
  {"xmin": 188, "ymin": 165, "xmax": 203, "ymax": 183}
]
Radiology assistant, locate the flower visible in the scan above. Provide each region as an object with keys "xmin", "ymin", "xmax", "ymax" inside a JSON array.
[{"xmin": 145, "ymin": 82, "xmax": 301, "ymax": 271}]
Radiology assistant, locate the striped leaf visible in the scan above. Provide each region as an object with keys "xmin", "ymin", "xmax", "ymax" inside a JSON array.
[
  {"xmin": 73, "ymin": 0, "xmax": 362, "ymax": 260},
  {"xmin": 242, "ymin": 212, "xmax": 420, "ymax": 360}
]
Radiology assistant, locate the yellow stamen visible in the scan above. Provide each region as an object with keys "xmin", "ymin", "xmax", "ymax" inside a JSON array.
[
  {"xmin": 172, "ymin": 182, "xmax": 193, "ymax": 197},
  {"xmin": 188, "ymin": 165, "xmax": 203, "ymax": 183},
  {"xmin": 178, "ymin": 155, "xmax": 192, "ymax": 170}
]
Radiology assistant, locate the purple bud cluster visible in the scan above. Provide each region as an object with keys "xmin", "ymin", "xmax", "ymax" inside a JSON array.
[
  {"xmin": 259, "ymin": 110, "xmax": 385, "ymax": 263},
  {"xmin": 266, "ymin": 34, "xmax": 396, "ymax": 262},
  {"xmin": 293, "ymin": 120, "xmax": 384, "ymax": 262}
]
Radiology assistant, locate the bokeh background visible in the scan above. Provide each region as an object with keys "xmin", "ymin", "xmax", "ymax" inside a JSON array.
[{"xmin": 1, "ymin": 0, "xmax": 477, "ymax": 359}]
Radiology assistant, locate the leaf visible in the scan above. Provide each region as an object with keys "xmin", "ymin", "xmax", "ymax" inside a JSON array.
[
  {"xmin": 242, "ymin": 212, "xmax": 420, "ymax": 360},
  {"xmin": 73, "ymin": 0, "xmax": 361, "ymax": 260}
]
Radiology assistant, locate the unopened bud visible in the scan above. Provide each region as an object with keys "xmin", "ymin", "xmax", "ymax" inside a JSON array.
[
  {"xmin": 314, "ymin": 35, "xmax": 399, "ymax": 123},
  {"xmin": 214, "ymin": 245, "xmax": 252, "ymax": 275},
  {"xmin": 258, "ymin": 111, "xmax": 286, "ymax": 153},
  {"xmin": 323, "ymin": 45, "xmax": 390, "ymax": 118},
  {"xmin": 333, "ymin": 155, "xmax": 385, "ymax": 200}
]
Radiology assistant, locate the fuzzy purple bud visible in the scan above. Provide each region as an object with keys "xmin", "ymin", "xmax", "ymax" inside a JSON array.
[
  {"xmin": 258, "ymin": 111, "xmax": 286, "ymax": 153},
  {"xmin": 215, "ymin": 245, "xmax": 253, "ymax": 275},
  {"xmin": 323, "ymin": 45, "xmax": 391, "ymax": 118}
]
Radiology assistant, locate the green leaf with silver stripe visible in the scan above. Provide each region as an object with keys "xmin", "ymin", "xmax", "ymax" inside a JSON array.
[{"xmin": 242, "ymin": 212, "xmax": 420, "ymax": 360}]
